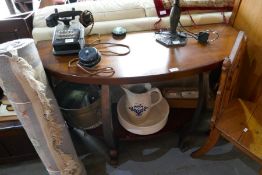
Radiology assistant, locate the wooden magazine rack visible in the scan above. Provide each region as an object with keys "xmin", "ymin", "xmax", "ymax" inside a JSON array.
[{"xmin": 191, "ymin": 31, "xmax": 262, "ymax": 174}]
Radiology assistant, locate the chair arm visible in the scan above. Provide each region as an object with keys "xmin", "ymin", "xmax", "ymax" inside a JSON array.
[{"xmin": 211, "ymin": 31, "xmax": 247, "ymax": 126}]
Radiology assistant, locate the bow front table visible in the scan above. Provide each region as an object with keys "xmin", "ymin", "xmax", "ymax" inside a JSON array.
[{"xmin": 37, "ymin": 24, "xmax": 239, "ymax": 162}]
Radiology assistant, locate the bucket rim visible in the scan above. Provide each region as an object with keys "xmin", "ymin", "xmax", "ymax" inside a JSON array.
[{"xmin": 59, "ymin": 98, "xmax": 101, "ymax": 111}]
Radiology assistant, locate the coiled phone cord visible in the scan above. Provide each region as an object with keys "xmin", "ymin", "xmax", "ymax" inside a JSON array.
[
  {"xmin": 68, "ymin": 58, "xmax": 115, "ymax": 77},
  {"xmin": 79, "ymin": 10, "xmax": 94, "ymax": 35},
  {"xmin": 68, "ymin": 34, "xmax": 130, "ymax": 77}
]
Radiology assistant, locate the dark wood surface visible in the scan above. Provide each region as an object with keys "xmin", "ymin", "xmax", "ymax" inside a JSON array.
[{"xmin": 37, "ymin": 24, "xmax": 239, "ymax": 85}]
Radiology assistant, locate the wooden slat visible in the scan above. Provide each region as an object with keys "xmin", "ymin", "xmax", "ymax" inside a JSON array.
[
  {"xmin": 222, "ymin": 31, "xmax": 246, "ymax": 105},
  {"xmin": 216, "ymin": 99, "xmax": 256, "ymax": 141}
]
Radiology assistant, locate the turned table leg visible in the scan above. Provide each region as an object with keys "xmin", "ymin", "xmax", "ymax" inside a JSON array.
[
  {"xmin": 179, "ymin": 72, "xmax": 209, "ymax": 151},
  {"xmin": 189, "ymin": 73, "xmax": 209, "ymax": 131},
  {"xmin": 101, "ymin": 85, "xmax": 118, "ymax": 165}
]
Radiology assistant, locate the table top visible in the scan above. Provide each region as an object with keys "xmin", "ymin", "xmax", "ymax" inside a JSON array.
[{"xmin": 37, "ymin": 24, "xmax": 239, "ymax": 85}]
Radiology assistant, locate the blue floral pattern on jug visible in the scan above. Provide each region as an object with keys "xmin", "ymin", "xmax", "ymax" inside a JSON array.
[{"xmin": 129, "ymin": 104, "xmax": 148, "ymax": 116}]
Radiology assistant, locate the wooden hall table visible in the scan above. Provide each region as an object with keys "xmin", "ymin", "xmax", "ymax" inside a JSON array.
[{"xmin": 37, "ymin": 24, "xmax": 239, "ymax": 162}]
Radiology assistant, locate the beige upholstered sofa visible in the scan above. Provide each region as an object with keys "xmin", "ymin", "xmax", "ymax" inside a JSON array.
[{"xmin": 32, "ymin": 0, "xmax": 232, "ymax": 42}]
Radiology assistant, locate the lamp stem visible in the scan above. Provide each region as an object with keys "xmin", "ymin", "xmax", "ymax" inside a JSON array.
[
  {"xmin": 170, "ymin": 0, "xmax": 181, "ymax": 35},
  {"xmin": 155, "ymin": 0, "xmax": 187, "ymax": 47}
]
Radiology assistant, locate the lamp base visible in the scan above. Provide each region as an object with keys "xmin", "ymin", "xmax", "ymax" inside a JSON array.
[{"xmin": 156, "ymin": 31, "xmax": 187, "ymax": 47}]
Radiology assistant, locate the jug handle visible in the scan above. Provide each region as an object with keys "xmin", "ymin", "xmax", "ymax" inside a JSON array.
[
  {"xmin": 150, "ymin": 88, "xmax": 163, "ymax": 107},
  {"xmin": 121, "ymin": 86, "xmax": 130, "ymax": 94}
]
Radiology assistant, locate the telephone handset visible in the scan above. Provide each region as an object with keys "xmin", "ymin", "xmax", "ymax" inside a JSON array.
[{"xmin": 46, "ymin": 8, "xmax": 94, "ymax": 55}]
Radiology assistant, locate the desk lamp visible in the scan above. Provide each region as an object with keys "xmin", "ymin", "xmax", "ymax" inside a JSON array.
[{"xmin": 156, "ymin": 0, "xmax": 187, "ymax": 47}]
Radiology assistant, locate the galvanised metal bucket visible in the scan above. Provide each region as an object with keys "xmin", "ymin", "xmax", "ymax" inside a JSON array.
[{"xmin": 54, "ymin": 81, "xmax": 101, "ymax": 130}]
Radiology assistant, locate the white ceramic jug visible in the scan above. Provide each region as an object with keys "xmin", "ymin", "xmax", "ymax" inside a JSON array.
[{"xmin": 121, "ymin": 83, "xmax": 163, "ymax": 124}]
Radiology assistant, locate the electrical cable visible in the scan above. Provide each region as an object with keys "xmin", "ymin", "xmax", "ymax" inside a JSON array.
[
  {"xmin": 88, "ymin": 34, "xmax": 131, "ymax": 56},
  {"xmin": 178, "ymin": 21, "xmax": 196, "ymax": 36},
  {"xmin": 204, "ymin": 30, "xmax": 220, "ymax": 43},
  {"xmin": 68, "ymin": 34, "xmax": 131, "ymax": 77},
  {"xmin": 178, "ymin": 21, "xmax": 220, "ymax": 44},
  {"xmin": 68, "ymin": 58, "xmax": 115, "ymax": 77},
  {"xmin": 91, "ymin": 42, "xmax": 130, "ymax": 56}
]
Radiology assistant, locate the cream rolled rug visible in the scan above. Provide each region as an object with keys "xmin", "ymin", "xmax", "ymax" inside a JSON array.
[{"xmin": 0, "ymin": 39, "xmax": 86, "ymax": 175}]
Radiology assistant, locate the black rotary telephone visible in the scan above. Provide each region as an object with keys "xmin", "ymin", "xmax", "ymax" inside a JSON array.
[{"xmin": 46, "ymin": 8, "xmax": 94, "ymax": 55}]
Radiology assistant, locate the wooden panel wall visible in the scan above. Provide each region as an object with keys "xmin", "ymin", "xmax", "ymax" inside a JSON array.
[{"xmin": 233, "ymin": 0, "xmax": 262, "ymax": 101}]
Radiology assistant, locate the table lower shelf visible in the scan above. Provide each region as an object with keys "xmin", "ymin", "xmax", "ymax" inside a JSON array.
[{"xmin": 86, "ymin": 105, "xmax": 194, "ymax": 141}]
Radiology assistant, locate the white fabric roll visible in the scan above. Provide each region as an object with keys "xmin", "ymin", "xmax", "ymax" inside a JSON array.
[{"xmin": 0, "ymin": 39, "xmax": 86, "ymax": 175}]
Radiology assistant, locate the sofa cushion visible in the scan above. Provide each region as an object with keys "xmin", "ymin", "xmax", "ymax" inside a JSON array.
[
  {"xmin": 144, "ymin": 0, "xmax": 233, "ymax": 17},
  {"xmin": 32, "ymin": 0, "xmax": 232, "ymax": 42},
  {"xmin": 32, "ymin": 11, "xmax": 231, "ymax": 42},
  {"xmin": 33, "ymin": 0, "xmax": 146, "ymax": 28}
]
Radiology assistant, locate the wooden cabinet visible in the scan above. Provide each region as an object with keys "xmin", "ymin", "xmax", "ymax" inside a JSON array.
[
  {"xmin": 0, "ymin": 100, "xmax": 37, "ymax": 164},
  {"xmin": 0, "ymin": 11, "xmax": 36, "ymax": 164},
  {"xmin": 0, "ymin": 11, "xmax": 33, "ymax": 44},
  {"xmin": 191, "ymin": 31, "xmax": 262, "ymax": 174},
  {"xmin": 0, "ymin": 121, "xmax": 38, "ymax": 164}
]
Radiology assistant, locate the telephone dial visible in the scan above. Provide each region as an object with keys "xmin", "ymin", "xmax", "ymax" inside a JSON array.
[{"xmin": 46, "ymin": 8, "xmax": 94, "ymax": 55}]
